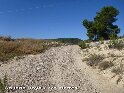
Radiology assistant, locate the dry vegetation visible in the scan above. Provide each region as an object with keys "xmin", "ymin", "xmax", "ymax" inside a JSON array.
[
  {"xmin": 85, "ymin": 54, "xmax": 104, "ymax": 67},
  {"xmin": 0, "ymin": 36, "xmax": 65, "ymax": 62},
  {"xmin": 84, "ymin": 53, "xmax": 114, "ymax": 70},
  {"xmin": 108, "ymin": 39, "xmax": 124, "ymax": 50},
  {"xmin": 80, "ymin": 38, "xmax": 124, "ymax": 85},
  {"xmin": 0, "ymin": 75, "xmax": 7, "ymax": 93}
]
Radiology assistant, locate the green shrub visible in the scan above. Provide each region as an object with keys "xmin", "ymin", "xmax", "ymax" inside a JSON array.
[
  {"xmin": 99, "ymin": 37, "xmax": 104, "ymax": 44},
  {"xmin": 78, "ymin": 41, "xmax": 89, "ymax": 49},
  {"xmin": 0, "ymin": 75, "xmax": 7, "ymax": 93}
]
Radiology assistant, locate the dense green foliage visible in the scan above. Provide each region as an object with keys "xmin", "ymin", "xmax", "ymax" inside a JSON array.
[
  {"xmin": 83, "ymin": 6, "xmax": 120, "ymax": 41},
  {"xmin": 52, "ymin": 38, "xmax": 82, "ymax": 44}
]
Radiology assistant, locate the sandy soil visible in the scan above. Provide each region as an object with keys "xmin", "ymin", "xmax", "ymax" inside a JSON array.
[{"xmin": 0, "ymin": 45, "xmax": 124, "ymax": 93}]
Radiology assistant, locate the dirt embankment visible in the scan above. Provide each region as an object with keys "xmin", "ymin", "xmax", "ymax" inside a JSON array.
[{"xmin": 0, "ymin": 45, "xmax": 124, "ymax": 93}]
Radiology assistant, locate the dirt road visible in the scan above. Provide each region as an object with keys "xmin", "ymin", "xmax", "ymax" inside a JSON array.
[{"xmin": 0, "ymin": 45, "xmax": 123, "ymax": 93}]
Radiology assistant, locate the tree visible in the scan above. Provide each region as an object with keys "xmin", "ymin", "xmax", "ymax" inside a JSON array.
[{"xmin": 82, "ymin": 6, "xmax": 120, "ymax": 41}]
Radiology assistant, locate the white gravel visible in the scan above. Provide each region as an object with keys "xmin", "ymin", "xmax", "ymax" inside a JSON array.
[{"xmin": 0, "ymin": 45, "xmax": 124, "ymax": 93}]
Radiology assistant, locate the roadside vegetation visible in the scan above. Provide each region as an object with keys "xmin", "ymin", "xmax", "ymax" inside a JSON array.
[
  {"xmin": 78, "ymin": 41, "xmax": 89, "ymax": 49},
  {"xmin": 108, "ymin": 39, "xmax": 124, "ymax": 50},
  {"xmin": 80, "ymin": 38, "xmax": 124, "ymax": 84},
  {"xmin": 83, "ymin": 53, "xmax": 114, "ymax": 70},
  {"xmin": 85, "ymin": 54, "xmax": 104, "ymax": 67},
  {"xmin": 0, "ymin": 75, "xmax": 7, "ymax": 93},
  {"xmin": 53, "ymin": 38, "xmax": 82, "ymax": 45},
  {"xmin": 0, "ymin": 36, "xmax": 66, "ymax": 62},
  {"xmin": 80, "ymin": 6, "xmax": 124, "ymax": 79}
]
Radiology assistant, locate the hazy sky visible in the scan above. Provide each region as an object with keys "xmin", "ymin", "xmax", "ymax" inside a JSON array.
[{"xmin": 0, "ymin": 0, "xmax": 123, "ymax": 39}]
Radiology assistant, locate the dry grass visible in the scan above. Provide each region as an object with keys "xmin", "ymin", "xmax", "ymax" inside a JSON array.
[
  {"xmin": 0, "ymin": 37, "xmax": 64, "ymax": 62},
  {"xmin": 0, "ymin": 75, "xmax": 7, "ymax": 93},
  {"xmin": 84, "ymin": 54, "xmax": 114, "ymax": 70},
  {"xmin": 85, "ymin": 54, "xmax": 104, "ymax": 67},
  {"xmin": 108, "ymin": 39, "xmax": 124, "ymax": 50},
  {"xmin": 112, "ymin": 66, "xmax": 124, "ymax": 75},
  {"xmin": 98, "ymin": 61, "xmax": 114, "ymax": 70}
]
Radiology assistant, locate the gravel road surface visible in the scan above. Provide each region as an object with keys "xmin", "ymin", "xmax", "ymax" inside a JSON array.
[{"xmin": 0, "ymin": 45, "xmax": 123, "ymax": 93}]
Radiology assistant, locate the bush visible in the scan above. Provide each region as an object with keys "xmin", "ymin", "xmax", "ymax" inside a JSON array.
[
  {"xmin": 98, "ymin": 61, "xmax": 114, "ymax": 70},
  {"xmin": 84, "ymin": 39, "xmax": 92, "ymax": 43},
  {"xmin": 85, "ymin": 54, "xmax": 104, "ymax": 67},
  {"xmin": 85, "ymin": 54, "xmax": 114, "ymax": 70},
  {"xmin": 0, "ymin": 36, "xmax": 14, "ymax": 41},
  {"xmin": 108, "ymin": 39, "xmax": 124, "ymax": 50},
  {"xmin": 0, "ymin": 75, "xmax": 7, "ymax": 93},
  {"xmin": 99, "ymin": 37, "xmax": 104, "ymax": 44},
  {"xmin": 112, "ymin": 68, "xmax": 123, "ymax": 75},
  {"xmin": 78, "ymin": 41, "xmax": 89, "ymax": 49}
]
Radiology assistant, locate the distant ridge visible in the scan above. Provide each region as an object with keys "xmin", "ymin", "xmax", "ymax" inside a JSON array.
[{"xmin": 49, "ymin": 38, "xmax": 82, "ymax": 44}]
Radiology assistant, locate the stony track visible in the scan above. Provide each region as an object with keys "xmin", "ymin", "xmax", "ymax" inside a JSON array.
[{"xmin": 0, "ymin": 45, "xmax": 123, "ymax": 93}]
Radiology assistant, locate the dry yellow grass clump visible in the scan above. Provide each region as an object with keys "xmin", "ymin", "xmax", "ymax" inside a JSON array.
[{"xmin": 0, "ymin": 36, "xmax": 63, "ymax": 62}]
